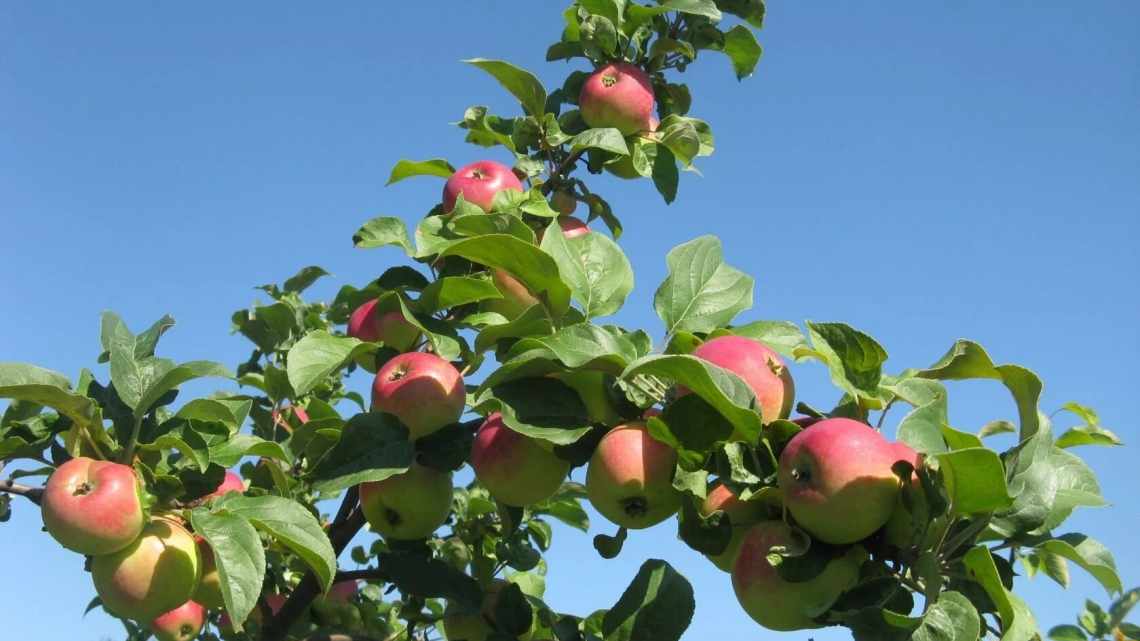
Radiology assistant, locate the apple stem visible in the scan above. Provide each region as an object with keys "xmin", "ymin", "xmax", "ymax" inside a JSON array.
[{"xmin": 0, "ymin": 479, "xmax": 44, "ymax": 505}]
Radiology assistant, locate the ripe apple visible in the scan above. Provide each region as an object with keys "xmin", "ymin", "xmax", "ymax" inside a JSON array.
[
  {"xmin": 371, "ymin": 352, "xmax": 466, "ymax": 440},
  {"xmin": 360, "ymin": 462, "xmax": 453, "ymax": 540},
  {"xmin": 699, "ymin": 483, "xmax": 770, "ymax": 572},
  {"xmin": 442, "ymin": 160, "xmax": 524, "ymax": 212},
  {"xmin": 442, "ymin": 580, "xmax": 535, "ymax": 641},
  {"xmin": 579, "ymin": 62, "xmax": 655, "ymax": 135},
  {"xmin": 192, "ymin": 537, "xmax": 223, "ymax": 609},
  {"xmin": 348, "ymin": 299, "xmax": 421, "ymax": 352},
  {"xmin": 471, "ymin": 413, "xmax": 570, "ymax": 506},
  {"xmin": 151, "ymin": 600, "xmax": 205, "ymax": 641},
  {"xmin": 732, "ymin": 521, "xmax": 863, "ymax": 631},
  {"xmin": 206, "ymin": 470, "xmax": 245, "ymax": 501},
  {"xmin": 537, "ymin": 216, "xmax": 590, "ymax": 243},
  {"xmin": 586, "ymin": 423, "xmax": 681, "ymax": 529},
  {"xmin": 484, "ymin": 269, "xmax": 542, "ymax": 319},
  {"xmin": 41, "ymin": 456, "xmax": 146, "ymax": 556},
  {"xmin": 271, "ymin": 405, "xmax": 309, "ymax": 430},
  {"xmin": 91, "ymin": 518, "xmax": 202, "ymax": 621},
  {"xmin": 683, "ymin": 335, "xmax": 795, "ymax": 428},
  {"xmin": 778, "ymin": 418, "xmax": 900, "ymax": 544},
  {"xmin": 550, "ymin": 190, "xmax": 577, "ymax": 215}
]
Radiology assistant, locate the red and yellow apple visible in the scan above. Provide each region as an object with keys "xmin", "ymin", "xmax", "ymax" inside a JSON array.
[
  {"xmin": 586, "ymin": 423, "xmax": 680, "ymax": 529},
  {"xmin": 684, "ymin": 335, "xmax": 795, "ymax": 427},
  {"xmin": 205, "ymin": 470, "xmax": 244, "ymax": 502},
  {"xmin": 151, "ymin": 600, "xmax": 205, "ymax": 641},
  {"xmin": 360, "ymin": 463, "xmax": 453, "ymax": 540},
  {"xmin": 471, "ymin": 413, "xmax": 569, "ymax": 506},
  {"xmin": 91, "ymin": 518, "xmax": 201, "ymax": 621},
  {"xmin": 371, "ymin": 352, "xmax": 466, "ymax": 440},
  {"xmin": 699, "ymin": 483, "xmax": 770, "ymax": 572},
  {"xmin": 580, "ymin": 62, "xmax": 656, "ymax": 135},
  {"xmin": 41, "ymin": 456, "xmax": 146, "ymax": 556},
  {"xmin": 443, "ymin": 160, "xmax": 523, "ymax": 212},
  {"xmin": 348, "ymin": 299, "xmax": 421, "ymax": 352}
]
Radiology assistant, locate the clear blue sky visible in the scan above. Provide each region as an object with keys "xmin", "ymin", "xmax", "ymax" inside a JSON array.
[{"xmin": 2, "ymin": 2, "xmax": 1138, "ymax": 639}]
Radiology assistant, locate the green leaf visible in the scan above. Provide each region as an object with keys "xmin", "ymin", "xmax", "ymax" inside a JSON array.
[
  {"xmin": 726, "ymin": 320, "xmax": 807, "ymax": 357},
  {"xmin": 353, "ymin": 216, "xmax": 414, "ymax": 254},
  {"xmin": 651, "ymin": 144, "xmax": 680, "ymax": 204},
  {"xmin": 719, "ymin": 24, "xmax": 763, "ymax": 79},
  {"xmin": 602, "ymin": 559, "xmax": 694, "ymax": 641},
  {"xmin": 1036, "ymin": 534, "xmax": 1122, "ymax": 595},
  {"xmin": 1047, "ymin": 625, "xmax": 1088, "ymax": 641},
  {"xmin": 541, "ymin": 221, "xmax": 635, "ymax": 319},
  {"xmin": 716, "ymin": 0, "xmax": 765, "ymax": 27},
  {"xmin": 175, "ymin": 398, "xmax": 251, "ymax": 431},
  {"xmin": 458, "ymin": 106, "xmax": 517, "ymax": 151},
  {"xmin": 464, "ymin": 58, "xmax": 548, "ymax": 118},
  {"xmin": 912, "ymin": 591, "xmax": 979, "ymax": 641},
  {"xmin": 282, "ymin": 266, "xmax": 330, "ymax": 294},
  {"xmin": 440, "ymin": 234, "xmax": 572, "ymax": 318},
  {"xmin": 935, "ymin": 448, "xmax": 1011, "ymax": 515},
  {"xmin": 978, "ymin": 420, "xmax": 1016, "ymax": 439},
  {"xmin": 376, "ymin": 551, "xmax": 481, "ymax": 607},
  {"xmin": 580, "ymin": 14, "xmax": 620, "ymax": 59},
  {"xmin": 141, "ymin": 432, "xmax": 210, "ymax": 472},
  {"xmin": 918, "ymin": 340, "xmax": 1043, "ymax": 440},
  {"xmin": 884, "ymin": 378, "xmax": 948, "ymax": 454},
  {"xmin": 580, "ymin": 0, "xmax": 626, "ymax": 26},
  {"xmin": 506, "ymin": 323, "xmax": 642, "ymax": 374},
  {"xmin": 473, "ymin": 306, "xmax": 554, "ymax": 355},
  {"xmin": 797, "ymin": 322, "xmax": 887, "ymax": 403},
  {"xmin": 653, "ymin": 236, "xmax": 753, "ymax": 335},
  {"xmin": 416, "ymin": 276, "xmax": 503, "ymax": 314},
  {"xmin": 570, "ymin": 128, "xmax": 629, "ymax": 156},
  {"xmin": 208, "ymin": 433, "xmax": 292, "ymax": 467},
  {"xmin": 189, "ymin": 509, "xmax": 265, "ymax": 631},
  {"xmin": 658, "ymin": 119, "xmax": 702, "ymax": 166},
  {"xmin": 386, "ymin": 158, "xmax": 455, "ymax": 185},
  {"xmin": 477, "ymin": 378, "xmax": 593, "ymax": 445},
  {"xmin": 214, "ymin": 493, "xmax": 337, "ymax": 593},
  {"xmin": 0, "ymin": 363, "xmax": 98, "ymax": 429},
  {"xmin": 308, "ymin": 412, "xmax": 415, "ymax": 493},
  {"xmin": 1055, "ymin": 424, "xmax": 1123, "ymax": 449},
  {"xmin": 534, "ymin": 487, "xmax": 590, "ymax": 532},
  {"xmin": 660, "ymin": 0, "xmax": 722, "ymax": 20},
  {"xmin": 962, "ymin": 547, "xmax": 1018, "ymax": 631},
  {"xmin": 135, "ymin": 360, "xmax": 231, "ymax": 418},
  {"xmin": 286, "ymin": 331, "xmax": 366, "ymax": 397}
]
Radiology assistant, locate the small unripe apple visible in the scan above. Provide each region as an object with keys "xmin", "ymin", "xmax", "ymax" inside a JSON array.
[
  {"xmin": 360, "ymin": 462, "xmax": 453, "ymax": 540},
  {"xmin": 684, "ymin": 335, "xmax": 795, "ymax": 428},
  {"xmin": 91, "ymin": 518, "xmax": 202, "ymax": 621},
  {"xmin": 41, "ymin": 456, "xmax": 146, "ymax": 556},
  {"xmin": 471, "ymin": 413, "xmax": 570, "ymax": 506},
  {"xmin": 151, "ymin": 600, "xmax": 205, "ymax": 641},
  {"xmin": 732, "ymin": 521, "xmax": 863, "ymax": 631},
  {"xmin": 778, "ymin": 418, "xmax": 899, "ymax": 544},
  {"xmin": 699, "ymin": 483, "xmax": 769, "ymax": 572},
  {"xmin": 312, "ymin": 580, "xmax": 361, "ymax": 629},
  {"xmin": 348, "ymin": 299, "xmax": 421, "ymax": 352},
  {"xmin": 485, "ymin": 269, "xmax": 543, "ymax": 320},
  {"xmin": 443, "ymin": 160, "xmax": 524, "ymax": 212},
  {"xmin": 371, "ymin": 352, "xmax": 466, "ymax": 440},
  {"xmin": 550, "ymin": 190, "xmax": 577, "ymax": 215},
  {"xmin": 442, "ymin": 580, "xmax": 535, "ymax": 641},
  {"xmin": 586, "ymin": 423, "xmax": 681, "ymax": 529},
  {"xmin": 205, "ymin": 470, "xmax": 245, "ymax": 502},
  {"xmin": 580, "ymin": 62, "xmax": 655, "ymax": 135},
  {"xmin": 192, "ymin": 537, "xmax": 223, "ymax": 609}
]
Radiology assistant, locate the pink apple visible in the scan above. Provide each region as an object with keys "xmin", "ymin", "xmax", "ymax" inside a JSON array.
[
  {"xmin": 206, "ymin": 471, "xmax": 245, "ymax": 501},
  {"xmin": 41, "ymin": 456, "xmax": 145, "ymax": 556},
  {"xmin": 471, "ymin": 413, "xmax": 570, "ymax": 506},
  {"xmin": 586, "ymin": 423, "xmax": 680, "ymax": 529},
  {"xmin": 538, "ymin": 217, "xmax": 590, "ymax": 243},
  {"xmin": 371, "ymin": 351, "xmax": 466, "ymax": 440},
  {"xmin": 778, "ymin": 418, "xmax": 899, "ymax": 544},
  {"xmin": 683, "ymin": 335, "xmax": 795, "ymax": 428},
  {"xmin": 348, "ymin": 299, "xmax": 421, "ymax": 352},
  {"xmin": 485, "ymin": 269, "xmax": 542, "ymax": 319},
  {"xmin": 442, "ymin": 160, "xmax": 524, "ymax": 212},
  {"xmin": 699, "ymin": 483, "xmax": 770, "ymax": 572},
  {"xmin": 579, "ymin": 62, "xmax": 656, "ymax": 135},
  {"xmin": 151, "ymin": 600, "xmax": 206, "ymax": 641}
]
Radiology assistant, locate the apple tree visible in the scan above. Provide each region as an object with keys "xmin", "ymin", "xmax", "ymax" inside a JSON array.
[{"xmin": 0, "ymin": 2, "xmax": 1133, "ymax": 641}]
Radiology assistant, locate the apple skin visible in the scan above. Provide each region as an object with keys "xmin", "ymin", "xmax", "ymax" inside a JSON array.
[
  {"xmin": 471, "ymin": 413, "xmax": 570, "ymax": 507},
  {"xmin": 443, "ymin": 160, "xmax": 524, "ymax": 212},
  {"xmin": 699, "ymin": 483, "xmax": 770, "ymax": 572},
  {"xmin": 360, "ymin": 462, "xmax": 453, "ymax": 540},
  {"xmin": 151, "ymin": 600, "xmax": 205, "ymax": 641},
  {"xmin": 485, "ymin": 269, "xmax": 543, "ymax": 320},
  {"xmin": 537, "ymin": 216, "xmax": 590, "ymax": 243},
  {"xmin": 732, "ymin": 521, "xmax": 863, "ymax": 631},
  {"xmin": 91, "ymin": 518, "xmax": 202, "ymax": 621},
  {"xmin": 580, "ymin": 62, "xmax": 655, "ymax": 135},
  {"xmin": 192, "ymin": 537, "xmax": 224, "ymax": 609},
  {"xmin": 206, "ymin": 471, "xmax": 245, "ymax": 502},
  {"xmin": 371, "ymin": 352, "xmax": 466, "ymax": 440},
  {"xmin": 683, "ymin": 335, "xmax": 795, "ymax": 428},
  {"xmin": 586, "ymin": 423, "xmax": 681, "ymax": 529},
  {"xmin": 778, "ymin": 418, "xmax": 900, "ymax": 544},
  {"xmin": 883, "ymin": 442, "xmax": 946, "ymax": 551},
  {"xmin": 348, "ymin": 299, "xmax": 421, "ymax": 352},
  {"xmin": 41, "ymin": 456, "xmax": 146, "ymax": 556},
  {"xmin": 550, "ymin": 191, "xmax": 577, "ymax": 215},
  {"xmin": 442, "ymin": 580, "xmax": 535, "ymax": 641}
]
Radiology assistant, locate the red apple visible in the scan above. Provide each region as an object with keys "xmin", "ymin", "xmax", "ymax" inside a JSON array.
[
  {"xmin": 442, "ymin": 160, "xmax": 524, "ymax": 212},
  {"xmin": 586, "ymin": 423, "xmax": 680, "ymax": 529},
  {"xmin": 683, "ymin": 335, "xmax": 795, "ymax": 428},
  {"xmin": 471, "ymin": 413, "xmax": 570, "ymax": 506},
  {"xmin": 778, "ymin": 418, "xmax": 899, "ymax": 544},
  {"xmin": 699, "ymin": 483, "xmax": 770, "ymax": 572},
  {"xmin": 579, "ymin": 62, "xmax": 655, "ymax": 135},
  {"xmin": 348, "ymin": 299, "xmax": 421, "ymax": 352},
  {"xmin": 360, "ymin": 462, "xmax": 453, "ymax": 540},
  {"xmin": 732, "ymin": 522, "xmax": 863, "ymax": 631},
  {"xmin": 151, "ymin": 600, "xmax": 205, "ymax": 641},
  {"xmin": 91, "ymin": 518, "xmax": 202, "ymax": 621},
  {"xmin": 41, "ymin": 456, "xmax": 145, "ymax": 556},
  {"xmin": 538, "ymin": 217, "xmax": 590, "ymax": 243},
  {"xmin": 206, "ymin": 471, "xmax": 244, "ymax": 501},
  {"xmin": 371, "ymin": 352, "xmax": 466, "ymax": 440}
]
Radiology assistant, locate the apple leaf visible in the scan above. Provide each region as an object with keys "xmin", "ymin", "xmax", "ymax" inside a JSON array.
[
  {"xmin": 476, "ymin": 377, "xmax": 593, "ymax": 445},
  {"xmin": 912, "ymin": 591, "xmax": 980, "ymax": 641},
  {"xmin": 353, "ymin": 216, "xmax": 414, "ymax": 254},
  {"xmin": 134, "ymin": 360, "xmax": 231, "ymax": 419},
  {"xmin": 602, "ymin": 559, "xmax": 695, "ymax": 641},
  {"xmin": 724, "ymin": 320, "xmax": 807, "ymax": 357},
  {"xmin": 207, "ymin": 433, "xmax": 292, "ymax": 467},
  {"xmin": 1035, "ymin": 534, "xmax": 1122, "ymax": 596},
  {"xmin": 934, "ymin": 448, "xmax": 1012, "ymax": 515},
  {"xmin": 214, "ymin": 493, "xmax": 337, "ymax": 593},
  {"xmin": 1047, "ymin": 625, "xmax": 1089, "ymax": 641},
  {"xmin": 189, "ymin": 509, "xmax": 265, "ymax": 632},
  {"xmin": 375, "ymin": 551, "xmax": 482, "ymax": 608},
  {"xmin": 0, "ymin": 362, "xmax": 99, "ymax": 429},
  {"xmin": 796, "ymin": 321, "xmax": 888, "ymax": 405},
  {"xmin": 307, "ymin": 412, "xmax": 414, "ymax": 493},
  {"xmin": 541, "ymin": 224, "xmax": 635, "ymax": 320},
  {"xmin": 651, "ymin": 144, "xmax": 680, "ymax": 203},
  {"xmin": 174, "ymin": 398, "xmax": 252, "ymax": 430},
  {"xmin": 440, "ymin": 234, "xmax": 572, "ymax": 319},
  {"xmin": 474, "ymin": 305, "xmax": 555, "ymax": 355},
  {"xmin": 506, "ymin": 322, "xmax": 642, "ymax": 374},
  {"xmin": 653, "ymin": 235, "xmax": 753, "ymax": 335},
  {"xmin": 570, "ymin": 128, "xmax": 629, "ymax": 156},
  {"xmin": 448, "ymin": 211, "xmax": 536, "ymax": 241},
  {"xmin": 464, "ymin": 58, "xmax": 547, "ymax": 118},
  {"xmin": 286, "ymin": 331, "xmax": 366, "ymax": 397},
  {"xmin": 718, "ymin": 25, "xmax": 763, "ymax": 79},
  {"xmin": 415, "ymin": 276, "xmax": 503, "ymax": 314},
  {"xmin": 885, "ymin": 378, "xmax": 949, "ymax": 454},
  {"xmin": 385, "ymin": 158, "xmax": 454, "ymax": 185}
]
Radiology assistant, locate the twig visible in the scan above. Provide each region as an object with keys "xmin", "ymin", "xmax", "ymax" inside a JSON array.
[
  {"xmin": 541, "ymin": 150, "xmax": 586, "ymax": 195},
  {"xmin": 120, "ymin": 415, "xmax": 144, "ymax": 463},
  {"xmin": 0, "ymin": 479, "xmax": 44, "ymax": 505},
  {"xmin": 261, "ymin": 488, "xmax": 366, "ymax": 641},
  {"xmin": 334, "ymin": 567, "xmax": 385, "ymax": 583}
]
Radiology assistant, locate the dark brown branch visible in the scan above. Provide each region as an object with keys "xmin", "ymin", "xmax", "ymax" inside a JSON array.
[
  {"xmin": 261, "ymin": 487, "xmax": 366, "ymax": 641},
  {"xmin": 334, "ymin": 567, "xmax": 385, "ymax": 583},
  {"xmin": 541, "ymin": 149, "xmax": 587, "ymax": 195},
  {"xmin": 0, "ymin": 480, "xmax": 44, "ymax": 506}
]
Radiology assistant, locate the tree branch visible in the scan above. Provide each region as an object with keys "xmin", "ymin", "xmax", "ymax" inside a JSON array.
[
  {"xmin": 335, "ymin": 567, "xmax": 385, "ymax": 583},
  {"xmin": 541, "ymin": 149, "xmax": 587, "ymax": 195},
  {"xmin": 0, "ymin": 479, "xmax": 44, "ymax": 506},
  {"xmin": 300, "ymin": 634, "xmax": 384, "ymax": 641},
  {"xmin": 261, "ymin": 487, "xmax": 365, "ymax": 641}
]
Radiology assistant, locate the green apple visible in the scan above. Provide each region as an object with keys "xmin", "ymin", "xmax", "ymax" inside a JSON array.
[
  {"xmin": 360, "ymin": 462, "xmax": 453, "ymax": 540},
  {"xmin": 471, "ymin": 413, "xmax": 569, "ymax": 506},
  {"xmin": 91, "ymin": 518, "xmax": 201, "ymax": 621},
  {"xmin": 441, "ymin": 580, "xmax": 535, "ymax": 641},
  {"xmin": 586, "ymin": 423, "xmax": 681, "ymax": 529}
]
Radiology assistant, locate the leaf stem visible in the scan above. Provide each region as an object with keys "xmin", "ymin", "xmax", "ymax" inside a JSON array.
[{"xmin": 120, "ymin": 415, "xmax": 145, "ymax": 464}]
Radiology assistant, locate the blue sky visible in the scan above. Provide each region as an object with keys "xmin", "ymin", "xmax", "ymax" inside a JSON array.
[{"xmin": 2, "ymin": 2, "xmax": 1138, "ymax": 639}]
